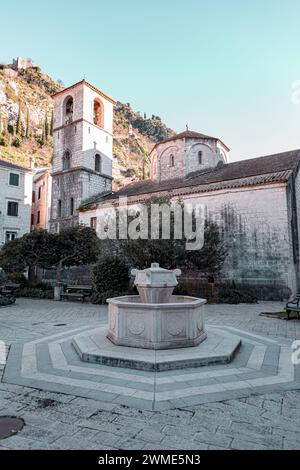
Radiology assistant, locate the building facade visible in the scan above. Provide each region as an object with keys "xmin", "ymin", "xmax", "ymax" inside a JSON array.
[
  {"xmin": 31, "ymin": 168, "xmax": 52, "ymax": 230},
  {"xmin": 0, "ymin": 159, "xmax": 33, "ymax": 245},
  {"xmin": 11, "ymin": 57, "xmax": 35, "ymax": 71},
  {"xmin": 49, "ymin": 80, "xmax": 115, "ymax": 232},
  {"xmin": 79, "ymin": 130, "xmax": 300, "ymax": 299}
]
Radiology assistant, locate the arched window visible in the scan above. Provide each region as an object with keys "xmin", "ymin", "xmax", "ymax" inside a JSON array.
[
  {"xmin": 95, "ymin": 153, "xmax": 102, "ymax": 173},
  {"xmin": 170, "ymin": 154, "xmax": 174, "ymax": 167},
  {"xmin": 93, "ymin": 99, "xmax": 104, "ymax": 127},
  {"xmin": 64, "ymin": 96, "xmax": 73, "ymax": 124},
  {"xmin": 63, "ymin": 150, "xmax": 71, "ymax": 170},
  {"xmin": 198, "ymin": 151, "xmax": 202, "ymax": 164}
]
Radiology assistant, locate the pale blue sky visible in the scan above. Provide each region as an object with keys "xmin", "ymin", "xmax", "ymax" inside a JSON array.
[{"xmin": 1, "ymin": 0, "xmax": 300, "ymax": 161}]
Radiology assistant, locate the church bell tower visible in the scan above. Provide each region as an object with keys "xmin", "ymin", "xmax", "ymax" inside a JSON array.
[{"xmin": 49, "ymin": 80, "xmax": 115, "ymax": 232}]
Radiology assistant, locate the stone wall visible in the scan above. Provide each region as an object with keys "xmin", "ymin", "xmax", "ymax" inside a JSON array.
[
  {"xmin": 183, "ymin": 183, "xmax": 295, "ymax": 297},
  {"xmin": 80, "ymin": 179, "xmax": 296, "ymax": 299},
  {"xmin": 151, "ymin": 137, "xmax": 227, "ymax": 182}
]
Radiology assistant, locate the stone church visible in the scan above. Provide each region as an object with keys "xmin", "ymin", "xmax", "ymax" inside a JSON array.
[{"xmin": 50, "ymin": 80, "xmax": 300, "ymax": 299}]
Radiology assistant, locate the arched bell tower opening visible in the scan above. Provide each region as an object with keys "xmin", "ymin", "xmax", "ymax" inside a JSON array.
[
  {"xmin": 93, "ymin": 99, "xmax": 104, "ymax": 127},
  {"xmin": 64, "ymin": 96, "xmax": 73, "ymax": 125}
]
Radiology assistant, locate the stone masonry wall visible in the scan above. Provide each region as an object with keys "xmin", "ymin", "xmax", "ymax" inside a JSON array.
[
  {"xmin": 183, "ymin": 183, "xmax": 295, "ymax": 296},
  {"xmin": 152, "ymin": 137, "xmax": 227, "ymax": 182}
]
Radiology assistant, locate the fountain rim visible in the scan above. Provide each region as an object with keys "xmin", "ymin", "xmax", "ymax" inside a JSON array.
[{"xmin": 106, "ymin": 294, "xmax": 207, "ymax": 309}]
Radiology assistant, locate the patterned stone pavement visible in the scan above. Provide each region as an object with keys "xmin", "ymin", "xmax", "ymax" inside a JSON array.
[{"xmin": 0, "ymin": 298, "xmax": 300, "ymax": 450}]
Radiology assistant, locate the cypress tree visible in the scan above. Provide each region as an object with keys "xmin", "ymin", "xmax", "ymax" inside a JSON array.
[
  {"xmin": 16, "ymin": 103, "xmax": 22, "ymax": 135},
  {"xmin": 50, "ymin": 110, "xmax": 53, "ymax": 136},
  {"xmin": 26, "ymin": 107, "xmax": 30, "ymax": 139},
  {"xmin": 45, "ymin": 113, "xmax": 49, "ymax": 141}
]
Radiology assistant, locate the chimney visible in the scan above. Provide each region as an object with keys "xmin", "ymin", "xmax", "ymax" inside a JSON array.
[{"xmin": 29, "ymin": 156, "xmax": 36, "ymax": 169}]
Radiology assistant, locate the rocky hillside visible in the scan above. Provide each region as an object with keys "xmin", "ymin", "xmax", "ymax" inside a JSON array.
[{"xmin": 0, "ymin": 62, "xmax": 174, "ymax": 186}]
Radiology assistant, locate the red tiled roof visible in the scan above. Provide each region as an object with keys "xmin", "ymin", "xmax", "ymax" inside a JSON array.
[
  {"xmin": 0, "ymin": 158, "xmax": 32, "ymax": 172},
  {"xmin": 51, "ymin": 79, "xmax": 116, "ymax": 104},
  {"xmin": 80, "ymin": 149, "xmax": 300, "ymax": 209},
  {"xmin": 150, "ymin": 129, "xmax": 230, "ymax": 153}
]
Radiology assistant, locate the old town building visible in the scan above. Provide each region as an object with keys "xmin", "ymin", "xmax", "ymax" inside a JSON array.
[{"xmin": 49, "ymin": 80, "xmax": 115, "ymax": 232}]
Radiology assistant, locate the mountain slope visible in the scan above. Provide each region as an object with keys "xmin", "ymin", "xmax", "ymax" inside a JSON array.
[{"xmin": 0, "ymin": 62, "xmax": 174, "ymax": 186}]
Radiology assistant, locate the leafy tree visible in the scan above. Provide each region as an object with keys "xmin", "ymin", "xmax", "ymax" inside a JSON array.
[
  {"xmin": 0, "ymin": 226, "xmax": 100, "ymax": 285},
  {"xmin": 92, "ymin": 256, "xmax": 129, "ymax": 293},
  {"xmin": 115, "ymin": 197, "xmax": 226, "ymax": 275},
  {"xmin": 50, "ymin": 225, "xmax": 100, "ymax": 283},
  {"xmin": 0, "ymin": 238, "xmax": 28, "ymax": 273}
]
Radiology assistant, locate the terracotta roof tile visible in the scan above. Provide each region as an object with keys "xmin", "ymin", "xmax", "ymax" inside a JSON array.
[
  {"xmin": 80, "ymin": 149, "xmax": 300, "ymax": 209},
  {"xmin": 0, "ymin": 158, "xmax": 32, "ymax": 172}
]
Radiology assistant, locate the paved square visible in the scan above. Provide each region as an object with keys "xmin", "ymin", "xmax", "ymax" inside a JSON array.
[{"xmin": 0, "ymin": 299, "xmax": 300, "ymax": 449}]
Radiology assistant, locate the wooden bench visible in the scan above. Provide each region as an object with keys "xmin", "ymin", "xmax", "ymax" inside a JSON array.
[
  {"xmin": 61, "ymin": 285, "xmax": 92, "ymax": 303},
  {"xmin": 285, "ymin": 294, "xmax": 300, "ymax": 320}
]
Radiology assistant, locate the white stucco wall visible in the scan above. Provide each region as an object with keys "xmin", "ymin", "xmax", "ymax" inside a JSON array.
[{"xmin": 0, "ymin": 164, "xmax": 32, "ymax": 245}]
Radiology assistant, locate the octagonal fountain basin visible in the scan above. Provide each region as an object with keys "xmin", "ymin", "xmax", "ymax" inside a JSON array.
[{"xmin": 106, "ymin": 295, "xmax": 207, "ymax": 350}]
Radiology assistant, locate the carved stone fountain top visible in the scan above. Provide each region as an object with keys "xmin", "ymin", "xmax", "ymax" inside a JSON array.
[{"xmin": 131, "ymin": 263, "xmax": 181, "ymax": 303}]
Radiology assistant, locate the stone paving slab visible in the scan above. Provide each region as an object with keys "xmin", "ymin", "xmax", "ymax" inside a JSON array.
[
  {"xmin": 3, "ymin": 320, "xmax": 299, "ymax": 411},
  {"xmin": 1, "ymin": 298, "xmax": 300, "ymax": 449}
]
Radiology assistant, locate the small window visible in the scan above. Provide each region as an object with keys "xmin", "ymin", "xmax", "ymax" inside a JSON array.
[
  {"xmin": 170, "ymin": 155, "xmax": 174, "ymax": 167},
  {"xmin": 7, "ymin": 201, "xmax": 19, "ymax": 217},
  {"xmin": 95, "ymin": 154, "xmax": 102, "ymax": 173},
  {"xmin": 70, "ymin": 197, "xmax": 74, "ymax": 215},
  {"xmin": 37, "ymin": 211, "xmax": 40, "ymax": 224},
  {"xmin": 31, "ymin": 213, "xmax": 34, "ymax": 226},
  {"xmin": 38, "ymin": 186, "xmax": 42, "ymax": 199},
  {"xmin": 63, "ymin": 150, "xmax": 71, "ymax": 170},
  {"xmin": 32, "ymin": 190, "xmax": 36, "ymax": 203},
  {"xmin": 5, "ymin": 231, "xmax": 17, "ymax": 242},
  {"xmin": 198, "ymin": 151, "xmax": 202, "ymax": 164},
  {"xmin": 90, "ymin": 217, "xmax": 97, "ymax": 230},
  {"xmin": 9, "ymin": 173, "xmax": 19, "ymax": 186},
  {"xmin": 58, "ymin": 199, "xmax": 62, "ymax": 218}
]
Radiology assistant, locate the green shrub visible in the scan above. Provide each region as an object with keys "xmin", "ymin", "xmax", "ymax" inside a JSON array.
[
  {"xmin": 90, "ymin": 290, "xmax": 126, "ymax": 304},
  {"xmin": 217, "ymin": 282, "xmax": 257, "ymax": 304},
  {"xmin": 0, "ymin": 134, "xmax": 9, "ymax": 147},
  {"xmin": 7, "ymin": 272, "xmax": 28, "ymax": 286},
  {"xmin": 12, "ymin": 137, "xmax": 21, "ymax": 147},
  {"xmin": 92, "ymin": 256, "xmax": 129, "ymax": 293},
  {"xmin": 0, "ymin": 295, "xmax": 16, "ymax": 306},
  {"xmin": 0, "ymin": 268, "xmax": 7, "ymax": 285},
  {"xmin": 14, "ymin": 287, "xmax": 49, "ymax": 298}
]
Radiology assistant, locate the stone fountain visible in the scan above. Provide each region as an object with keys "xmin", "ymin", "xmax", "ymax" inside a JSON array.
[
  {"xmin": 72, "ymin": 263, "xmax": 241, "ymax": 371},
  {"xmin": 107, "ymin": 263, "xmax": 207, "ymax": 349}
]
